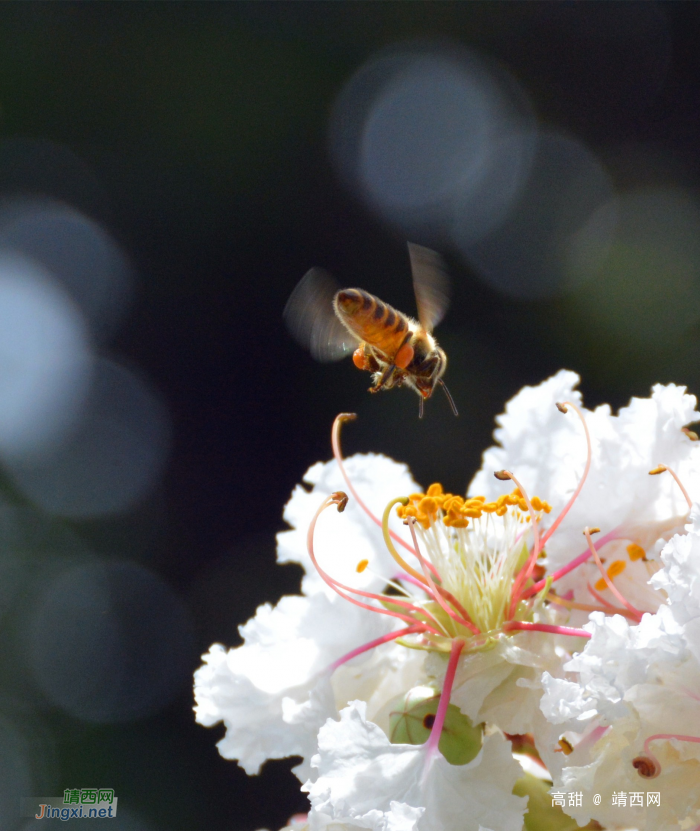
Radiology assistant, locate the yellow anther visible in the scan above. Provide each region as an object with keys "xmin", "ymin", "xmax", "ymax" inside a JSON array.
[
  {"xmin": 595, "ymin": 559, "xmax": 626, "ymax": 590},
  {"xmin": 463, "ymin": 507, "xmax": 483, "ymax": 518},
  {"xmin": 426, "ymin": 483, "xmax": 444, "ymax": 497},
  {"xmin": 496, "ymin": 494, "xmax": 509, "ymax": 508},
  {"xmin": 356, "ymin": 559, "xmax": 369, "ymax": 573},
  {"xmin": 506, "ymin": 494, "xmax": 520, "ymax": 506},
  {"xmin": 444, "ymin": 512, "xmax": 469, "ymax": 528},
  {"xmin": 607, "ymin": 560, "xmax": 626, "ymax": 579},
  {"xmin": 584, "ymin": 527, "xmax": 601, "ymax": 534},
  {"xmin": 496, "ymin": 505, "xmax": 508, "ymax": 516},
  {"xmin": 481, "ymin": 502, "xmax": 498, "ymax": 513},
  {"xmin": 627, "ymin": 543, "xmax": 646, "ymax": 562},
  {"xmin": 443, "ymin": 495, "xmax": 464, "ymax": 512},
  {"xmin": 409, "ymin": 492, "xmax": 426, "ymax": 501},
  {"xmin": 517, "ymin": 498, "xmax": 528, "ymax": 512},
  {"xmin": 649, "ymin": 465, "xmax": 667, "ymax": 475},
  {"xmin": 530, "ymin": 495, "xmax": 543, "ymax": 511},
  {"xmin": 418, "ymin": 496, "xmax": 439, "ymax": 516},
  {"xmin": 469, "ymin": 495, "xmax": 486, "ymax": 503},
  {"xmin": 542, "ymin": 501, "xmax": 552, "ymax": 514},
  {"xmin": 558, "ymin": 737, "xmax": 574, "ymax": 755}
]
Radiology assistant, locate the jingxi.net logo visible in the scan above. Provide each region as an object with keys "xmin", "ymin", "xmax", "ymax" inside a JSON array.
[{"xmin": 21, "ymin": 788, "xmax": 118, "ymax": 820}]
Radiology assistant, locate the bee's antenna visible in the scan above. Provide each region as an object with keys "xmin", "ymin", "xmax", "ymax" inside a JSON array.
[
  {"xmin": 438, "ymin": 380, "xmax": 458, "ymax": 416},
  {"xmin": 418, "ymin": 396, "xmax": 425, "ymax": 419}
]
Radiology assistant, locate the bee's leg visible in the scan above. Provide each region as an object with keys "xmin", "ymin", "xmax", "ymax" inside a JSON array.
[
  {"xmin": 438, "ymin": 379, "xmax": 459, "ymax": 416},
  {"xmin": 369, "ymin": 363, "xmax": 396, "ymax": 393}
]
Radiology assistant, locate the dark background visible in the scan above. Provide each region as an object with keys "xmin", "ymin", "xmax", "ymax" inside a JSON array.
[{"xmin": 1, "ymin": 4, "xmax": 699, "ymax": 830}]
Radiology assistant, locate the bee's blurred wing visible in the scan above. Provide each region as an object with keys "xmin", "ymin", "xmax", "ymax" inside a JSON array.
[
  {"xmin": 408, "ymin": 242, "xmax": 450, "ymax": 332},
  {"xmin": 283, "ymin": 267, "xmax": 357, "ymax": 362}
]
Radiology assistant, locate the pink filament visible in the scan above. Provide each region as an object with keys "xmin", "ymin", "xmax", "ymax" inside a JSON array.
[
  {"xmin": 522, "ymin": 527, "xmax": 620, "ymax": 599},
  {"xmin": 657, "ymin": 465, "xmax": 693, "ymax": 510},
  {"xmin": 329, "ymin": 625, "xmax": 424, "ymax": 672},
  {"xmin": 500, "ymin": 472, "xmax": 541, "ymax": 611},
  {"xmin": 645, "ymin": 733, "xmax": 700, "ymax": 755},
  {"xmin": 548, "ymin": 592, "xmax": 638, "ymax": 620},
  {"xmin": 642, "ymin": 733, "xmax": 700, "ymax": 777},
  {"xmin": 424, "ymin": 638, "xmax": 465, "ymax": 765},
  {"xmin": 503, "ymin": 620, "xmax": 591, "ymax": 639},
  {"xmin": 586, "ymin": 581, "xmax": 644, "ymax": 620},
  {"xmin": 540, "ymin": 400, "xmax": 593, "ymax": 548},
  {"xmin": 585, "ymin": 528, "xmax": 643, "ymax": 623},
  {"xmin": 306, "ymin": 496, "xmax": 444, "ymax": 636}
]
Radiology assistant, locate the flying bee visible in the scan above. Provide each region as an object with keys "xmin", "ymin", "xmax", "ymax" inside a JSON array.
[{"xmin": 283, "ymin": 242, "xmax": 457, "ymax": 417}]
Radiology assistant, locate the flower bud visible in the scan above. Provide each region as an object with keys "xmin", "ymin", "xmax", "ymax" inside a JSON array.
[{"xmin": 387, "ymin": 685, "xmax": 483, "ymax": 765}]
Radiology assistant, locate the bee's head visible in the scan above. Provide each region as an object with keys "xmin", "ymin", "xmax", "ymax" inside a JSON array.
[{"xmin": 413, "ymin": 346, "xmax": 447, "ymax": 398}]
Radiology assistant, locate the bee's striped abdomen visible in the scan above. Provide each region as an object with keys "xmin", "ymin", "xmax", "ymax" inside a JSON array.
[{"xmin": 334, "ymin": 289, "xmax": 410, "ymax": 359}]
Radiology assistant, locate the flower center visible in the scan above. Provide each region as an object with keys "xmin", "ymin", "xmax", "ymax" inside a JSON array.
[{"xmin": 396, "ymin": 485, "xmax": 552, "ymax": 633}]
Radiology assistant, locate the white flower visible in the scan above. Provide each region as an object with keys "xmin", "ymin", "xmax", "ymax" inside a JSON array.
[
  {"xmin": 194, "ymin": 591, "xmax": 401, "ymax": 779},
  {"xmin": 470, "ymin": 370, "xmax": 700, "ymax": 607},
  {"xmin": 278, "ymin": 454, "xmax": 420, "ymax": 596},
  {"xmin": 196, "ymin": 375, "xmax": 700, "ymax": 830},
  {"xmin": 539, "ymin": 610, "xmax": 700, "ymax": 829},
  {"xmin": 194, "ymin": 454, "xmax": 425, "ymax": 779},
  {"xmin": 304, "ymin": 701, "xmax": 527, "ymax": 831},
  {"xmin": 428, "ymin": 623, "xmax": 571, "ymax": 736},
  {"xmin": 652, "ymin": 505, "xmax": 700, "ymax": 661}
]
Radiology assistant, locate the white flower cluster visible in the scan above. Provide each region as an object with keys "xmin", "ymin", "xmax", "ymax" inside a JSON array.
[{"xmin": 195, "ymin": 371, "xmax": 700, "ymax": 831}]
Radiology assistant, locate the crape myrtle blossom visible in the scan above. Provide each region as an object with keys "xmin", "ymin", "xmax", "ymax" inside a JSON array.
[
  {"xmin": 471, "ymin": 370, "xmax": 700, "ymax": 614},
  {"xmin": 195, "ymin": 371, "xmax": 700, "ymax": 830},
  {"xmin": 539, "ymin": 540, "xmax": 700, "ymax": 829},
  {"xmin": 195, "ymin": 453, "xmax": 426, "ymax": 779}
]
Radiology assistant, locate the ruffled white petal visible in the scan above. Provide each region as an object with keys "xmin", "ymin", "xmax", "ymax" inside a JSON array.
[
  {"xmin": 539, "ymin": 609, "xmax": 700, "ymax": 829},
  {"xmin": 653, "ymin": 506, "xmax": 700, "ymax": 660},
  {"xmin": 194, "ymin": 591, "xmax": 397, "ymax": 776},
  {"xmin": 305, "ymin": 701, "xmax": 527, "ymax": 831},
  {"xmin": 278, "ymin": 454, "xmax": 420, "ymax": 596},
  {"xmin": 470, "ymin": 371, "xmax": 700, "ymax": 602}
]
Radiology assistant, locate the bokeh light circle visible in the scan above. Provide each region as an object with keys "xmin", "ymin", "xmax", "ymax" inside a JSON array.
[
  {"xmin": 26, "ymin": 561, "xmax": 194, "ymax": 723},
  {"xmin": 570, "ymin": 187, "xmax": 700, "ymax": 346},
  {"xmin": 330, "ymin": 44, "xmax": 536, "ymax": 242},
  {"xmin": 6, "ymin": 359, "xmax": 170, "ymax": 518},
  {"xmin": 0, "ymin": 254, "xmax": 91, "ymax": 460},
  {"xmin": 0, "ymin": 199, "xmax": 133, "ymax": 342},
  {"xmin": 456, "ymin": 132, "xmax": 616, "ymax": 298}
]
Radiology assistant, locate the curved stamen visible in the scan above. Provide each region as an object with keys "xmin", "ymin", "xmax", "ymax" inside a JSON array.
[
  {"xmin": 584, "ymin": 527, "xmax": 643, "ymax": 622},
  {"xmin": 382, "ymin": 497, "xmax": 432, "ymax": 585},
  {"xmin": 423, "ymin": 637, "xmax": 465, "ymax": 774},
  {"xmin": 540, "ymin": 401, "xmax": 592, "ymax": 547},
  {"xmin": 649, "ymin": 464, "xmax": 693, "ymax": 510},
  {"xmin": 329, "ymin": 624, "xmax": 424, "ymax": 672},
  {"xmin": 549, "ymin": 590, "xmax": 640, "ymax": 622},
  {"xmin": 405, "ymin": 517, "xmax": 480, "ymax": 635},
  {"xmin": 502, "ymin": 620, "xmax": 591, "ymax": 639},
  {"xmin": 522, "ymin": 527, "xmax": 620, "ymax": 599},
  {"xmin": 633, "ymin": 733, "xmax": 700, "ymax": 779},
  {"xmin": 307, "ymin": 493, "xmax": 445, "ymax": 636},
  {"xmin": 332, "ymin": 414, "xmax": 437, "ymax": 572},
  {"xmin": 494, "ymin": 470, "xmax": 541, "ymax": 617}
]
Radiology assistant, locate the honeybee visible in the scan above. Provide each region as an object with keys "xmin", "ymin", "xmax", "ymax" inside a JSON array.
[{"xmin": 284, "ymin": 242, "xmax": 457, "ymax": 417}]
